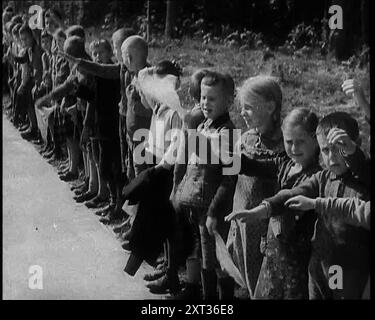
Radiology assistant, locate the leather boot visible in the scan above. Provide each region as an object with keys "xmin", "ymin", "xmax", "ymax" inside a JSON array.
[
  {"xmin": 146, "ymin": 268, "xmax": 181, "ymax": 295},
  {"xmin": 143, "ymin": 266, "xmax": 167, "ymax": 282}
]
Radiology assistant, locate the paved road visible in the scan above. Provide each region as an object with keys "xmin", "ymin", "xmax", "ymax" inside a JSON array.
[{"xmin": 2, "ymin": 115, "xmax": 163, "ymax": 300}]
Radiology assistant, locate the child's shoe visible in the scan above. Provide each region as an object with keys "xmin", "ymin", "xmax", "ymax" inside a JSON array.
[
  {"xmin": 84, "ymin": 195, "xmax": 108, "ymax": 209},
  {"xmin": 113, "ymin": 217, "xmax": 131, "ymax": 234},
  {"xmin": 121, "ymin": 240, "xmax": 131, "ymax": 252},
  {"xmin": 143, "ymin": 267, "xmax": 167, "ymax": 282},
  {"xmin": 119, "ymin": 227, "xmax": 133, "ymax": 242},
  {"xmin": 74, "ymin": 191, "xmax": 96, "ymax": 203},
  {"xmin": 60, "ymin": 171, "xmax": 79, "ymax": 182},
  {"xmin": 146, "ymin": 269, "xmax": 181, "ymax": 295},
  {"xmin": 21, "ymin": 129, "xmax": 38, "ymax": 141},
  {"xmin": 99, "ymin": 208, "xmax": 124, "ymax": 224},
  {"xmin": 74, "ymin": 186, "xmax": 88, "ymax": 196},
  {"xmin": 19, "ymin": 124, "xmax": 29, "ymax": 132},
  {"xmin": 94, "ymin": 203, "xmax": 115, "ymax": 216},
  {"xmin": 43, "ymin": 148, "xmax": 55, "ymax": 159}
]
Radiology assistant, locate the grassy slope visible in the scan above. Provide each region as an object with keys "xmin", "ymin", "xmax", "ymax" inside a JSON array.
[{"xmin": 86, "ymin": 30, "xmax": 370, "ymax": 154}]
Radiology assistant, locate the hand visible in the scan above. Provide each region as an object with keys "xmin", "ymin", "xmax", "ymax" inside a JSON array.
[
  {"xmin": 35, "ymin": 96, "xmax": 49, "ymax": 109},
  {"xmin": 327, "ymin": 127, "xmax": 357, "ymax": 155},
  {"xmin": 284, "ymin": 195, "xmax": 316, "ymax": 211},
  {"xmin": 206, "ymin": 216, "xmax": 218, "ymax": 236},
  {"xmin": 138, "ymin": 88, "xmax": 153, "ymax": 110},
  {"xmin": 225, "ymin": 204, "xmax": 268, "ymax": 223},
  {"xmin": 342, "ymin": 79, "xmax": 364, "ymax": 99}
]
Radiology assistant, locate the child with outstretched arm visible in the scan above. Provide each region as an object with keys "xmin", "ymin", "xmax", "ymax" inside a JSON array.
[
  {"xmin": 284, "ymin": 196, "xmax": 370, "ymax": 230},
  {"xmin": 227, "ymin": 112, "xmax": 370, "ymax": 299},
  {"xmin": 342, "ymin": 79, "xmax": 370, "ymax": 122}
]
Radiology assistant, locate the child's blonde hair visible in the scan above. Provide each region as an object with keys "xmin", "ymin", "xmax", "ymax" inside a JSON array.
[{"xmin": 237, "ymin": 75, "xmax": 282, "ymax": 125}]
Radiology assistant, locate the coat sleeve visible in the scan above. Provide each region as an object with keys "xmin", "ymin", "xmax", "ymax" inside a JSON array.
[
  {"xmin": 48, "ymin": 76, "xmax": 77, "ymax": 102},
  {"xmin": 343, "ymin": 146, "xmax": 371, "ymax": 188},
  {"xmin": 33, "ymin": 45, "xmax": 43, "ymax": 86},
  {"xmin": 315, "ymin": 197, "xmax": 370, "ymax": 230},
  {"xmin": 207, "ymin": 127, "xmax": 238, "ymax": 218},
  {"xmin": 240, "ymin": 153, "xmax": 284, "ymax": 179},
  {"xmin": 160, "ymin": 110, "xmax": 183, "ymax": 166},
  {"xmin": 266, "ymin": 171, "xmax": 323, "ymax": 216},
  {"xmin": 172, "ymin": 129, "xmax": 189, "ymax": 188},
  {"xmin": 55, "ymin": 59, "xmax": 70, "ymax": 86},
  {"xmin": 78, "ymin": 59, "xmax": 121, "ymax": 79},
  {"xmin": 122, "ymin": 167, "xmax": 154, "ymax": 203}
]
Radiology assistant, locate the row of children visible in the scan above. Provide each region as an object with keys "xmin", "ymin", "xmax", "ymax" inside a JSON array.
[{"xmin": 2, "ymin": 5, "xmax": 370, "ymax": 300}]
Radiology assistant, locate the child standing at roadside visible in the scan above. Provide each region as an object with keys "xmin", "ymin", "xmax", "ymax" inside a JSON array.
[
  {"xmin": 231, "ymin": 112, "xmax": 370, "ymax": 299},
  {"xmin": 171, "ymin": 70, "xmax": 238, "ymax": 300},
  {"xmin": 226, "ymin": 108, "xmax": 321, "ymax": 299},
  {"xmin": 226, "ymin": 75, "xmax": 285, "ymax": 298}
]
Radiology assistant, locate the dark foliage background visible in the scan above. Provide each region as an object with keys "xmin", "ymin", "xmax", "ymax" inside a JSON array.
[
  {"xmin": 3, "ymin": 0, "xmax": 370, "ymax": 154},
  {"xmin": 4, "ymin": 0, "xmax": 370, "ymax": 59}
]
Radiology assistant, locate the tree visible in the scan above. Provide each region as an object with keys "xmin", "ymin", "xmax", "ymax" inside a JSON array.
[{"xmin": 165, "ymin": 0, "xmax": 176, "ymax": 38}]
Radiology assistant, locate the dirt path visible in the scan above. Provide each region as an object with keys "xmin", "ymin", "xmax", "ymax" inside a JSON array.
[{"xmin": 2, "ymin": 115, "xmax": 164, "ymax": 300}]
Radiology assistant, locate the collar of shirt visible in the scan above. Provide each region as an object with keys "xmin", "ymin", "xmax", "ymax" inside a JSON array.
[
  {"xmin": 202, "ymin": 112, "xmax": 230, "ymax": 130},
  {"xmin": 253, "ymin": 127, "xmax": 283, "ymax": 149}
]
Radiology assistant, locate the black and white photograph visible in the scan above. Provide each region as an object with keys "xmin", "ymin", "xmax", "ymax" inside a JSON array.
[{"xmin": 2, "ymin": 0, "xmax": 371, "ymax": 305}]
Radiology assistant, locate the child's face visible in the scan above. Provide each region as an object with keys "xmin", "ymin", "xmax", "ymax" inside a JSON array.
[
  {"xmin": 317, "ymin": 133, "xmax": 348, "ymax": 176},
  {"xmin": 41, "ymin": 37, "xmax": 52, "ymax": 52},
  {"xmin": 45, "ymin": 17, "xmax": 57, "ymax": 34},
  {"xmin": 241, "ymin": 95, "xmax": 273, "ymax": 130},
  {"xmin": 283, "ymin": 125, "xmax": 318, "ymax": 168},
  {"xmin": 200, "ymin": 83, "xmax": 228, "ymax": 121},
  {"xmin": 19, "ymin": 32, "xmax": 33, "ymax": 49},
  {"xmin": 91, "ymin": 45, "xmax": 112, "ymax": 64}
]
